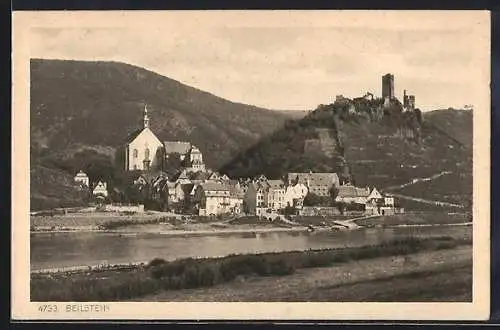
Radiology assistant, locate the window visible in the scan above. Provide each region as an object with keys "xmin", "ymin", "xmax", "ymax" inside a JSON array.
[
  {"xmin": 133, "ymin": 149, "xmax": 138, "ymax": 158},
  {"xmin": 133, "ymin": 165, "xmax": 137, "ymax": 170},
  {"xmin": 145, "ymin": 148, "xmax": 150, "ymax": 159}
]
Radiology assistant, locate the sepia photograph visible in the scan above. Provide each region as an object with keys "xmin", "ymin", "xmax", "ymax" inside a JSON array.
[{"xmin": 12, "ymin": 10, "xmax": 490, "ymax": 320}]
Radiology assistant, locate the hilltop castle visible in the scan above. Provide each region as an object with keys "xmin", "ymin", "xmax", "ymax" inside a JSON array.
[
  {"xmin": 382, "ymin": 73, "xmax": 416, "ymax": 110},
  {"xmin": 124, "ymin": 105, "xmax": 207, "ymax": 173}
]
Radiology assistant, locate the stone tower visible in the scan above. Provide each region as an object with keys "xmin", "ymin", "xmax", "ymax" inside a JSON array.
[{"xmin": 382, "ymin": 73, "xmax": 395, "ymax": 100}]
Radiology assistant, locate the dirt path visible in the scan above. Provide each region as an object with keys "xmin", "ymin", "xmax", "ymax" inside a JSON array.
[
  {"xmin": 386, "ymin": 192, "xmax": 464, "ymax": 208},
  {"xmin": 134, "ymin": 245, "xmax": 472, "ymax": 302}
]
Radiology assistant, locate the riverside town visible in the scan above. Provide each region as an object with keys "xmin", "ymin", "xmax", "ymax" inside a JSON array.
[{"xmin": 30, "ymin": 57, "xmax": 473, "ymax": 303}]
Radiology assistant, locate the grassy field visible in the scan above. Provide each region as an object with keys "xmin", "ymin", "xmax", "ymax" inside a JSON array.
[
  {"xmin": 31, "ymin": 236, "xmax": 471, "ymax": 302},
  {"xmin": 354, "ymin": 212, "xmax": 472, "ymax": 228},
  {"xmin": 396, "ymin": 172, "xmax": 472, "ymax": 206},
  {"xmin": 134, "ymin": 245, "xmax": 471, "ymax": 302},
  {"xmin": 397, "ymin": 198, "xmax": 465, "ymax": 212}
]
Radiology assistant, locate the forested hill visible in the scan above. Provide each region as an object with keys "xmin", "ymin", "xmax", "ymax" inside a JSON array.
[
  {"xmin": 423, "ymin": 109, "xmax": 473, "ymax": 151},
  {"xmin": 31, "ymin": 59, "xmax": 291, "ymax": 168}
]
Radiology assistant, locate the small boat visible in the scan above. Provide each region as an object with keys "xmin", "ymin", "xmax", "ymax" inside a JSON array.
[{"xmin": 307, "ymin": 225, "xmax": 315, "ymax": 232}]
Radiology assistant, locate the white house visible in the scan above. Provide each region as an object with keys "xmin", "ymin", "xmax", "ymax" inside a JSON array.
[
  {"xmin": 266, "ymin": 179, "xmax": 286, "ymax": 211},
  {"xmin": 287, "ymin": 172, "xmax": 339, "ymax": 197},
  {"xmin": 195, "ymin": 182, "xmax": 232, "ymax": 216},
  {"xmin": 74, "ymin": 170, "xmax": 89, "ymax": 187},
  {"xmin": 335, "ymin": 184, "xmax": 371, "ymax": 204},
  {"xmin": 283, "ymin": 182, "xmax": 309, "ymax": 209},
  {"xmin": 92, "ymin": 181, "xmax": 108, "ymax": 198}
]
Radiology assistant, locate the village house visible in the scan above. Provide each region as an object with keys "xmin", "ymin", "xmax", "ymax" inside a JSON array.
[
  {"xmin": 74, "ymin": 170, "xmax": 90, "ymax": 188},
  {"xmin": 133, "ymin": 171, "xmax": 169, "ymax": 210},
  {"xmin": 195, "ymin": 182, "xmax": 241, "ymax": 216},
  {"xmin": 335, "ymin": 184, "xmax": 371, "ymax": 204},
  {"xmin": 163, "ymin": 142, "xmax": 207, "ymax": 173},
  {"xmin": 266, "ymin": 179, "xmax": 286, "ymax": 211},
  {"xmin": 365, "ymin": 188, "xmax": 397, "ymax": 216},
  {"xmin": 167, "ymin": 182, "xmax": 177, "ymax": 203},
  {"xmin": 175, "ymin": 169, "xmax": 191, "ymax": 184},
  {"xmin": 186, "ymin": 145, "xmax": 206, "ymax": 172},
  {"xmin": 170, "ymin": 182, "xmax": 195, "ymax": 204},
  {"xmin": 244, "ymin": 179, "xmax": 268, "ymax": 215},
  {"xmin": 283, "ymin": 182, "xmax": 309, "ymax": 209},
  {"xmin": 228, "ymin": 183, "xmax": 245, "ymax": 214},
  {"xmin": 364, "ymin": 187, "xmax": 383, "ymax": 215},
  {"xmin": 287, "ymin": 172, "xmax": 340, "ymax": 197},
  {"xmin": 92, "ymin": 181, "xmax": 108, "ymax": 198},
  {"xmin": 244, "ymin": 176, "xmax": 297, "ymax": 214},
  {"xmin": 133, "ymin": 171, "xmax": 169, "ymax": 187}
]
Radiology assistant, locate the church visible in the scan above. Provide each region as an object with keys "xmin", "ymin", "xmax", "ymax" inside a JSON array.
[{"xmin": 124, "ymin": 105, "xmax": 207, "ymax": 173}]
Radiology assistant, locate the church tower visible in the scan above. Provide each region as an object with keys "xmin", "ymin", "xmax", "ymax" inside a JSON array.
[{"xmin": 143, "ymin": 104, "xmax": 150, "ymax": 129}]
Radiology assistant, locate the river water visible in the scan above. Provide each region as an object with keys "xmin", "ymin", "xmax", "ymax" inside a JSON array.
[{"xmin": 30, "ymin": 226, "xmax": 471, "ymax": 271}]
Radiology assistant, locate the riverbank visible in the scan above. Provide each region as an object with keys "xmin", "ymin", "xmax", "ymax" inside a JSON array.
[
  {"xmin": 31, "ymin": 236, "xmax": 471, "ymax": 301},
  {"xmin": 30, "ymin": 211, "xmax": 472, "ymax": 235}
]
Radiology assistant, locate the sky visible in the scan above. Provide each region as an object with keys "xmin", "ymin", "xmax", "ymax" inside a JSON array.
[{"xmin": 29, "ymin": 11, "xmax": 489, "ymax": 111}]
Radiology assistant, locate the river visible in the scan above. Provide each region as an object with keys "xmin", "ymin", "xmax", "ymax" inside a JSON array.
[{"xmin": 30, "ymin": 225, "xmax": 471, "ymax": 271}]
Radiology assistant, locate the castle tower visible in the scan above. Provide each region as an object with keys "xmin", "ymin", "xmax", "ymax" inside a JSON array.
[
  {"xmin": 382, "ymin": 73, "xmax": 395, "ymax": 100},
  {"xmin": 143, "ymin": 104, "xmax": 150, "ymax": 129},
  {"xmin": 408, "ymin": 95, "xmax": 416, "ymax": 110},
  {"xmin": 403, "ymin": 89, "xmax": 409, "ymax": 109}
]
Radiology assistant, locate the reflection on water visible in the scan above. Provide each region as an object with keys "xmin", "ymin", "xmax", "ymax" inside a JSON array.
[{"xmin": 30, "ymin": 226, "xmax": 471, "ymax": 271}]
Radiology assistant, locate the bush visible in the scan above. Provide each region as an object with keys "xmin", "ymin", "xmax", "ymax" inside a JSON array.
[
  {"xmin": 267, "ymin": 259, "xmax": 295, "ymax": 276},
  {"xmin": 148, "ymin": 258, "xmax": 167, "ymax": 268}
]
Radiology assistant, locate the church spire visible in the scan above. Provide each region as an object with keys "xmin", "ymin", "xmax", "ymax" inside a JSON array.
[{"xmin": 143, "ymin": 104, "xmax": 150, "ymax": 129}]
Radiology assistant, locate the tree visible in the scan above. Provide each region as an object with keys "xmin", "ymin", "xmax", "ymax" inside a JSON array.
[
  {"xmin": 330, "ymin": 186, "xmax": 340, "ymax": 200},
  {"xmin": 414, "ymin": 108, "xmax": 423, "ymax": 125},
  {"xmin": 334, "ymin": 201, "xmax": 346, "ymax": 215},
  {"xmin": 165, "ymin": 152, "xmax": 183, "ymax": 174},
  {"xmin": 303, "ymin": 193, "xmax": 323, "ymax": 206},
  {"xmin": 283, "ymin": 205, "xmax": 296, "ymax": 216}
]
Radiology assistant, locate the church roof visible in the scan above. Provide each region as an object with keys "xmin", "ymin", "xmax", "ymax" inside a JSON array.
[
  {"xmin": 336, "ymin": 185, "xmax": 370, "ymax": 198},
  {"xmin": 137, "ymin": 171, "xmax": 168, "ymax": 185},
  {"xmin": 189, "ymin": 171, "xmax": 211, "ymax": 181},
  {"xmin": 126, "ymin": 128, "xmax": 144, "ymax": 143},
  {"xmin": 267, "ymin": 179, "xmax": 286, "ymax": 189},
  {"xmin": 288, "ymin": 172, "xmax": 339, "ymax": 187},
  {"xmin": 229, "ymin": 185, "xmax": 244, "ymax": 198},
  {"xmin": 164, "ymin": 141, "xmax": 192, "ymax": 155},
  {"xmin": 201, "ymin": 182, "xmax": 230, "ymax": 192},
  {"xmin": 180, "ymin": 183, "xmax": 195, "ymax": 194}
]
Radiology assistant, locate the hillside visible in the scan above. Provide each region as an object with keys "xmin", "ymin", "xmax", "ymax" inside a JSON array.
[
  {"xmin": 278, "ymin": 110, "xmax": 311, "ymax": 119},
  {"xmin": 220, "ymin": 99, "xmax": 472, "ymax": 207},
  {"xmin": 31, "ymin": 59, "xmax": 290, "ymax": 167},
  {"xmin": 423, "ymin": 109, "xmax": 473, "ymax": 151},
  {"xmin": 29, "ymin": 59, "xmax": 293, "ymax": 209}
]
